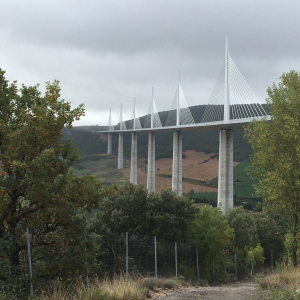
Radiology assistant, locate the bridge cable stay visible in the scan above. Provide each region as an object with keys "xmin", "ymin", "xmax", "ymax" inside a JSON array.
[
  {"xmin": 201, "ymin": 55, "xmax": 268, "ymax": 123},
  {"xmin": 144, "ymin": 88, "xmax": 162, "ymax": 128},
  {"xmin": 106, "ymin": 107, "xmax": 115, "ymax": 131},
  {"xmin": 201, "ymin": 64, "xmax": 225, "ymax": 123},
  {"xmin": 116, "ymin": 103, "xmax": 127, "ymax": 131},
  {"xmin": 227, "ymin": 56, "xmax": 268, "ymax": 119},
  {"xmin": 129, "ymin": 97, "xmax": 142, "ymax": 130},
  {"xmin": 165, "ymin": 83, "xmax": 195, "ymax": 126}
]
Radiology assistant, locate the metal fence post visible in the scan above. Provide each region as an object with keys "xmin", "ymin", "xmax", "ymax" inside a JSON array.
[
  {"xmin": 175, "ymin": 242, "xmax": 178, "ymax": 280},
  {"xmin": 271, "ymin": 250, "xmax": 274, "ymax": 271},
  {"xmin": 234, "ymin": 254, "xmax": 237, "ymax": 280},
  {"xmin": 126, "ymin": 232, "xmax": 129, "ymax": 279},
  {"xmin": 196, "ymin": 248, "xmax": 200, "ymax": 283},
  {"xmin": 84, "ymin": 232, "xmax": 90, "ymax": 289},
  {"xmin": 154, "ymin": 236, "xmax": 157, "ymax": 278},
  {"xmin": 212, "ymin": 256, "xmax": 215, "ymax": 283},
  {"xmin": 26, "ymin": 228, "xmax": 33, "ymax": 297},
  {"xmin": 224, "ymin": 252, "xmax": 226, "ymax": 274}
]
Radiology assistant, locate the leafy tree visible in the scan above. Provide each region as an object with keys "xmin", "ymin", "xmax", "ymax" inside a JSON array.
[
  {"xmin": 244, "ymin": 70, "xmax": 300, "ymax": 266},
  {"xmin": 90, "ymin": 183, "xmax": 197, "ymax": 277},
  {"xmin": 188, "ymin": 206, "xmax": 234, "ymax": 281},
  {"xmin": 248, "ymin": 243, "xmax": 265, "ymax": 275},
  {"xmin": 253, "ymin": 212, "xmax": 284, "ymax": 264},
  {"xmin": 227, "ymin": 207, "xmax": 284, "ymax": 277},
  {"xmin": 93, "ymin": 182, "xmax": 196, "ymax": 242},
  {"xmin": 0, "ymin": 68, "xmax": 103, "ymax": 281},
  {"xmin": 226, "ymin": 207, "xmax": 258, "ymax": 250}
]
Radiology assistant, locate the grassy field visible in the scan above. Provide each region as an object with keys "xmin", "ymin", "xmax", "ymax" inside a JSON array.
[
  {"xmin": 73, "ymin": 156, "xmax": 256, "ymax": 200},
  {"xmin": 210, "ymin": 162, "xmax": 256, "ymax": 197},
  {"xmin": 73, "ymin": 156, "xmax": 128, "ymax": 184},
  {"xmin": 185, "ymin": 162, "xmax": 258, "ymax": 207}
]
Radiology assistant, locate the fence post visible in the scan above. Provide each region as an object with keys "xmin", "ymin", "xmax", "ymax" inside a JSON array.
[
  {"xmin": 26, "ymin": 228, "xmax": 33, "ymax": 297},
  {"xmin": 224, "ymin": 252, "xmax": 227, "ymax": 274},
  {"xmin": 196, "ymin": 248, "xmax": 200, "ymax": 283},
  {"xmin": 126, "ymin": 232, "xmax": 129, "ymax": 279},
  {"xmin": 234, "ymin": 254, "xmax": 237, "ymax": 280},
  {"xmin": 84, "ymin": 232, "xmax": 90, "ymax": 289},
  {"xmin": 212, "ymin": 256, "xmax": 215, "ymax": 283},
  {"xmin": 271, "ymin": 250, "xmax": 274, "ymax": 271},
  {"xmin": 175, "ymin": 242, "xmax": 178, "ymax": 280},
  {"xmin": 154, "ymin": 236, "xmax": 157, "ymax": 278}
]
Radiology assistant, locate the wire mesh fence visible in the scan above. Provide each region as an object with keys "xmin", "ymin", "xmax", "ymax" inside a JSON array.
[
  {"xmin": 0, "ymin": 229, "xmax": 276, "ymax": 299},
  {"xmin": 0, "ymin": 232, "xmax": 31, "ymax": 299}
]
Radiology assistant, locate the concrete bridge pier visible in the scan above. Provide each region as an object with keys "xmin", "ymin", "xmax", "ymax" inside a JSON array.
[
  {"xmin": 172, "ymin": 131, "xmax": 182, "ymax": 196},
  {"xmin": 130, "ymin": 132, "xmax": 137, "ymax": 184},
  {"xmin": 107, "ymin": 132, "xmax": 112, "ymax": 154},
  {"xmin": 147, "ymin": 131, "xmax": 156, "ymax": 192},
  {"xmin": 118, "ymin": 132, "xmax": 123, "ymax": 169},
  {"xmin": 218, "ymin": 129, "xmax": 233, "ymax": 214}
]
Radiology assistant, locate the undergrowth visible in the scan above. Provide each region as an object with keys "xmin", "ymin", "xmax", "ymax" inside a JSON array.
[
  {"xmin": 260, "ymin": 265, "xmax": 300, "ymax": 299},
  {"xmin": 9, "ymin": 275, "xmax": 185, "ymax": 300}
]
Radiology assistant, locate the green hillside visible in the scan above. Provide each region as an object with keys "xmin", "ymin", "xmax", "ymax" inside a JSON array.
[
  {"xmin": 185, "ymin": 162, "xmax": 262, "ymax": 210},
  {"xmin": 62, "ymin": 104, "xmax": 265, "ymax": 204}
]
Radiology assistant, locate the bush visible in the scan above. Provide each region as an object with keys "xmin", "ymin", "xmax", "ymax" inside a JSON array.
[{"xmin": 141, "ymin": 277, "xmax": 164, "ymax": 290}]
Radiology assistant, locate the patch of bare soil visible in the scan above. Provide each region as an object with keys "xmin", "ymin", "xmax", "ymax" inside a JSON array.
[
  {"xmin": 152, "ymin": 281, "xmax": 261, "ymax": 300},
  {"xmin": 121, "ymin": 151, "xmax": 239, "ymax": 193}
]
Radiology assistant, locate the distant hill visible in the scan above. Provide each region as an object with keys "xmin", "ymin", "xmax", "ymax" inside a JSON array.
[{"xmin": 61, "ymin": 104, "xmax": 266, "ymax": 209}]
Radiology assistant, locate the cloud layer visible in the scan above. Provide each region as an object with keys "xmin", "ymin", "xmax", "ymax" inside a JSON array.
[{"xmin": 1, "ymin": 0, "xmax": 299, "ymax": 125}]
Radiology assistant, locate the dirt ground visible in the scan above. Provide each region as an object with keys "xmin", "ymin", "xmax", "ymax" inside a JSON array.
[
  {"xmin": 152, "ymin": 281, "xmax": 261, "ymax": 300},
  {"xmin": 121, "ymin": 150, "xmax": 239, "ymax": 193}
]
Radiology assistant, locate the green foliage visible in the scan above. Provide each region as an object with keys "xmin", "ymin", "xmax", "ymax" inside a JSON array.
[
  {"xmin": 227, "ymin": 207, "xmax": 284, "ymax": 277},
  {"xmin": 0, "ymin": 68, "xmax": 104, "ymax": 283},
  {"xmin": 245, "ymin": 70, "xmax": 300, "ymax": 266},
  {"xmin": 188, "ymin": 206, "xmax": 234, "ymax": 281},
  {"xmin": 93, "ymin": 182, "xmax": 197, "ymax": 242},
  {"xmin": 247, "ymin": 243, "xmax": 265, "ymax": 266}
]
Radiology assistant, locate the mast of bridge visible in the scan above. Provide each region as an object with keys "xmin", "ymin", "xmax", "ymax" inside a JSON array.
[
  {"xmin": 147, "ymin": 87, "xmax": 156, "ymax": 192},
  {"xmin": 218, "ymin": 35, "xmax": 233, "ymax": 214},
  {"xmin": 172, "ymin": 71, "xmax": 183, "ymax": 196},
  {"xmin": 107, "ymin": 107, "xmax": 112, "ymax": 155},
  {"xmin": 130, "ymin": 98, "xmax": 138, "ymax": 184},
  {"xmin": 118, "ymin": 103, "xmax": 124, "ymax": 169}
]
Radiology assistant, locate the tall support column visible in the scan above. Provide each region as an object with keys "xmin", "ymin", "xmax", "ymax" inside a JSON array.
[
  {"xmin": 172, "ymin": 131, "xmax": 182, "ymax": 196},
  {"xmin": 218, "ymin": 129, "xmax": 233, "ymax": 214},
  {"xmin": 107, "ymin": 132, "xmax": 112, "ymax": 154},
  {"xmin": 118, "ymin": 132, "xmax": 123, "ymax": 169},
  {"xmin": 147, "ymin": 132, "xmax": 155, "ymax": 192},
  {"xmin": 130, "ymin": 132, "xmax": 137, "ymax": 184}
]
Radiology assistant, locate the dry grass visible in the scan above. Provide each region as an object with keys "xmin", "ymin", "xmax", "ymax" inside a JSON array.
[
  {"xmin": 260, "ymin": 266, "xmax": 300, "ymax": 299},
  {"xmin": 95, "ymin": 275, "xmax": 146, "ymax": 300},
  {"xmin": 38, "ymin": 275, "xmax": 185, "ymax": 300},
  {"xmin": 39, "ymin": 275, "xmax": 146, "ymax": 300}
]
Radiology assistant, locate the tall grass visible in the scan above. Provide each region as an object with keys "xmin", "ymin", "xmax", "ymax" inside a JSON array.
[
  {"xmin": 260, "ymin": 266, "xmax": 300, "ymax": 299},
  {"xmin": 38, "ymin": 275, "xmax": 183, "ymax": 300}
]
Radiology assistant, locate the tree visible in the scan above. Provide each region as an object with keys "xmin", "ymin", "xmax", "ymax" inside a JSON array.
[
  {"xmin": 0, "ymin": 68, "xmax": 102, "ymax": 281},
  {"xmin": 93, "ymin": 182, "xmax": 197, "ymax": 242},
  {"xmin": 188, "ymin": 206, "xmax": 234, "ymax": 281},
  {"xmin": 91, "ymin": 183, "xmax": 197, "ymax": 277},
  {"xmin": 244, "ymin": 70, "xmax": 300, "ymax": 266}
]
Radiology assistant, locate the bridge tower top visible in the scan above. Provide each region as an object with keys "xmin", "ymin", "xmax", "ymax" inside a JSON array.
[{"xmin": 224, "ymin": 35, "xmax": 230, "ymax": 122}]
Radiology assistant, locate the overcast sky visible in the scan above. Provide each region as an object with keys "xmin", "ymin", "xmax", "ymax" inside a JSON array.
[{"xmin": 1, "ymin": 0, "xmax": 299, "ymax": 126}]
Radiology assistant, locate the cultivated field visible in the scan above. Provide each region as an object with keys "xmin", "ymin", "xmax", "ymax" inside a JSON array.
[{"xmin": 121, "ymin": 150, "xmax": 239, "ymax": 193}]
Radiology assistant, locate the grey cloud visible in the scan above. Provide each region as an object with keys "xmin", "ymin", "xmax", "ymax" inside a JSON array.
[{"xmin": 1, "ymin": 0, "xmax": 300, "ymax": 125}]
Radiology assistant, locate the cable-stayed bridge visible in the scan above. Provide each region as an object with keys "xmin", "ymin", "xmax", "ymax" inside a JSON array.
[{"xmin": 100, "ymin": 36, "xmax": 269, "ymax": 214}]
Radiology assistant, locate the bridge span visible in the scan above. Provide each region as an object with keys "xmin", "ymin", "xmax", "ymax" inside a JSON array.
[{"xmin": 99, "ymin": 37, "xmax": 269, "ymax": 214}]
